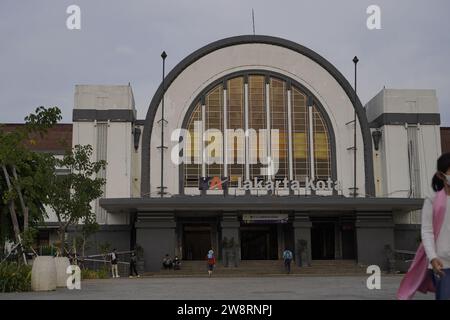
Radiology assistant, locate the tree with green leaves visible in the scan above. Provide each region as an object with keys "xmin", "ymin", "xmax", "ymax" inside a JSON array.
[
  {"xmin": 0, "ymin": 106, "xmax": 62, "ymax": 262},
  {"xmin": 46, "ymin": 144, "xmax": 106, "ymax": 255}
]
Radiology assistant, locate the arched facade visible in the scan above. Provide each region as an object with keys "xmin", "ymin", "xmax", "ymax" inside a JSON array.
[{"xmin": 141, "ymin": 35, "xmax": 374, "ymax": 198}]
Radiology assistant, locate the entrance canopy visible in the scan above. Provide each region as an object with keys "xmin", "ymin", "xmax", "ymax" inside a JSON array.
[{"xmin": 100, "ymin": 196, "xmax": 423, "ymax": 214}]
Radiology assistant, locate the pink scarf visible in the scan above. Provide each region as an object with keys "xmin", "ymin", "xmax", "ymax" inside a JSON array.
[{"xmin": 397, "ymin": 189, "xmax": 448, "ymax": 300}]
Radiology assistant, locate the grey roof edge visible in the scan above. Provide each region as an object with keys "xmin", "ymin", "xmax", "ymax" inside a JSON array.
[
  {"xmin": 369, "ymin": 113, "xmax": 441, "ymax": 128},
  {"xmin": 99, "ymin": 196, "xmax": 423, "ymax": 213}
]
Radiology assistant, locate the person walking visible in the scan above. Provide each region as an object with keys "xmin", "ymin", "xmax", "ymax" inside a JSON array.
[
  {"xmin": 129, "ymin": 251, "xmax": 140, "ymax": 278},
  {"xmin": 111, "ymin": 249, "xmax": 120, "ymax": 278},
  {"xmin": 283, "ymin": 248, "xmax": 293, "ymax": 274},
  {"xmin": 398, "ymin": 153, "xmax": 450, "ymax": 300},
  {"xmin": 206, "ymin": 249, "xmax": 216, "ymax": 277}
]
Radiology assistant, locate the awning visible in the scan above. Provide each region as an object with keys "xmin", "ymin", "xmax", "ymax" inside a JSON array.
[{"xmin": 99, "ymin": 195, "xmax": 423, "ymax": 214}]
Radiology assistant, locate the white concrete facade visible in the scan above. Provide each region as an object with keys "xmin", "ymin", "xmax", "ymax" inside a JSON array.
[
  {"xmin": 366, "ymin": 89, "xmax": 441, "ymax": 199},
  {"xmin": 72, "ymin": 85, "xmax": 136, "ymax": 225},
  {"xmin": 365, "ymin": 89, "xmax": 442, "ymax": 225}
]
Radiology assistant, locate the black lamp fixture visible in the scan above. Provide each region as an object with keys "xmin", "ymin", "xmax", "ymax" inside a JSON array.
[
  {"xmin": 133, "ymin": 127, "xmax": 141, "ymax": 151},
  {"xmin": 372, "ymin": 129, "xmax": 382, "ymax": 151}
]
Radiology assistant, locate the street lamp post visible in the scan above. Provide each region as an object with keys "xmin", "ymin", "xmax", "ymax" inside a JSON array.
[
  {"xmin": 158, "ymin": 51, "xmax": 168, "ymax": 197},
  {"xmin": 352, "ymin": 56, "xmax": 359, "ymax": 198}
]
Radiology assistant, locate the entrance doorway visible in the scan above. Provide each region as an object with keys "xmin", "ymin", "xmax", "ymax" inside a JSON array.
[
  {"xmin": 341, "ymin": 223, "xmax": 356, "ymax": 259},
  {"xmin": 183, "ymin": 225, "xmax": 212, "ymax": 260},
  {"xmin": 240, "ymin": 224, "xmax": 278, "ymax": 260},
  {"xmin": 311, "ymin": 222, "xmax": 335, "ymax": 260}
]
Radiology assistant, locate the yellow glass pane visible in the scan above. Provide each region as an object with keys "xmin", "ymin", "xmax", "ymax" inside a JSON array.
[
  {"xmin": 293, "ymin": 133, "xmax": 307, "ymax": 158},
  {"xmin": 314, "ymin": 133, "xmax": 329, "ymax": 160}
]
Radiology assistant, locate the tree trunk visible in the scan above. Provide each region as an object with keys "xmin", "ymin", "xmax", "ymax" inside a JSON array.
[
  {"xmin": 2, "ymin": 165, "xmax": 21, "ymax": 242},
  {"xmin": 58, "ymin": 227, "xmax": 65, "ymax": 256},
  {"xmin": 24, "ymin": 207, "xmax": 29, "ymax": 231},
  {"xmin": 12, "ymin": 166, "xmax": 29, "ymax": 231}
]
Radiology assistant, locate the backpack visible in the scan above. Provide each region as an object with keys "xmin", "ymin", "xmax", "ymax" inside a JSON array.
[{"xmin": 284, "ymin": 250, "xmax": 293, "ymax": 260}]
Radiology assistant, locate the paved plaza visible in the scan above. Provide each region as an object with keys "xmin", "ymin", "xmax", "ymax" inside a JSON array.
[{"xmin": 0, "ymin": 275, "xmax": 433, "ymax": 300}]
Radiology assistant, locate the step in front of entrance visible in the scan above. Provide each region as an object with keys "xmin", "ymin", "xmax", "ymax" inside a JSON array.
[{"xmin": 146, "ymin": 260, "xmax": 367, "ymax": 276}]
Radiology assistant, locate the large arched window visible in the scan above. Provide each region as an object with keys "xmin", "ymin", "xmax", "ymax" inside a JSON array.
[{"xmin": 182, "ymin": 71, "xmax": 333, "ymax": 191}]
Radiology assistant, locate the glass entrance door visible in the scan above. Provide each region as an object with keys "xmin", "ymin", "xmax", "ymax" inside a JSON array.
[{"xmin": 311, "ymin": 222, "xmax": 335, "ymax": 260}]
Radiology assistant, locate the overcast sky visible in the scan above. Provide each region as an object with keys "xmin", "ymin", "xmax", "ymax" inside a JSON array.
[{"xmin": 0, "ymin": 0, "xmax": 449, "ymax": 125}]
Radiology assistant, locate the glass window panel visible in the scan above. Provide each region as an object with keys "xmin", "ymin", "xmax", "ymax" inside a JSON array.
[
  {"xmin": 248, "ymin": 75, "xmax": 266, "ymax": 181},
  {"xmin": 205, "ymin": 85, "xmax": 223, "ymax": 179},
  {"xmin": 184, "ymin": 103, "xmax": 201, "ymax": 187},
  {"xmin": 313, "ymin": 105, "xmax": 331, "ymax": 181},
  {"xmin": 292, "ymin": 88, "xmax": 309, "ymax": 185},
  {"xmin": 227, "ymin": 77, "xmax": 244, "ymax": 187},
  {"xmin": 270, "ymin": 77, "xmax": 287, "ymax": 181}
]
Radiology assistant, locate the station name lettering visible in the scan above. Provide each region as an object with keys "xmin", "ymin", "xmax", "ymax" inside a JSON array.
[{"xmin": 237, "ymin": 177, "xmax": 342, "ymax": 192}]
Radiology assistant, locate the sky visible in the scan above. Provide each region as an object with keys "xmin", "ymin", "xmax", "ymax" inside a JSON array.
[{"xmin": 0, "ymin": 0, "xmax": 449, "ymax": 125}]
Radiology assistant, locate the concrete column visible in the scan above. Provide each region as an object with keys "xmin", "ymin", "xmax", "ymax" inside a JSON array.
[
  {"xmin": 135, "ymin": 213, "xmax": 176, "ymax": 272},
  {"xmin": 277, "ymin": 224, "xmax": 285, "ymax": 259},
  {"xmin": 221, "ymin": 213, "xmax": 240, "ymax": 265},
  {"xmin": 335, "ymin": 222, "xmax": 343, "ymax": 260},
  {"xmin": 355, "ymin": 212, "xmax": 395, "ymax": 269},
  {"xmin": 293, "ymin": 214, "xmax": 312, "ymax": 267}
]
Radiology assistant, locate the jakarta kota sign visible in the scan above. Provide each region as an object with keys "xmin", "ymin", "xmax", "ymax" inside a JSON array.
[{"xmin": 198, "ymin": 176, "xmax": 342, "ymax": 193}]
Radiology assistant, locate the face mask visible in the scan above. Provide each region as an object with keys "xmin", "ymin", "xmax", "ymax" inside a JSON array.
[{"xmin": 445, "ymin": 174, "xmax": 450, "ymax": 185}]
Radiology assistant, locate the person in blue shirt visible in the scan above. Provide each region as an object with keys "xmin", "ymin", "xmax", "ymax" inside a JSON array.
[{"xmin": 283, "ymin": 248, "xmax": 293, "ymax": 274}]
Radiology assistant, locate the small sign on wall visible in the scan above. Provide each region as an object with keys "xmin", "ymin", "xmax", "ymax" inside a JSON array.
[{"xmin": 242, "ymin": 214, "xmax": 289, "ymax": 224}]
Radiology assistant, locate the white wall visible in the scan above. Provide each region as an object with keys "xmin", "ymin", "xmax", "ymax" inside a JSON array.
[
  {"xmin": 365, "ymin": 89, "xmax": 441, "ymax": 200},
  {"xmin": 366, "ymin": 89, "xmax": 441, "ymax": 225},
  {"xmin": 72, "ymin": 85, "xmax": 135, "ymax": 225}
]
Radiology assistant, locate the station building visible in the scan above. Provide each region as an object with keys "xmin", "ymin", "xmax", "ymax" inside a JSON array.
[{"xmin": 18, "ymin": 35, "xmax": 449, "ymax": 271}]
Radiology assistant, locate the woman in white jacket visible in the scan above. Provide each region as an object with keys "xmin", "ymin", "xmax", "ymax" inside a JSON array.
[{"xmin": 421, "ymin": 153, "xmax": 450, "ymax": 300}]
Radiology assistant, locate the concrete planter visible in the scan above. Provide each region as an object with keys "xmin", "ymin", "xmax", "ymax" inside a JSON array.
[
  {"xmin": 31, "ymin": 256, "xmax": 57, "ymax": 291},
  {"xmin": 54, "ymin": 257, "xmax": 70, "ymax": 287}
]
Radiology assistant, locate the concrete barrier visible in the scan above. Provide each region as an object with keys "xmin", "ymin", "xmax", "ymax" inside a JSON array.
[
  {"xmin": 31, "ymin": 256, "xmax": 57, "ymax": 291},
  {"xmin": 54, "ymin": 257, "xmax": 70, "ymax": 288}
]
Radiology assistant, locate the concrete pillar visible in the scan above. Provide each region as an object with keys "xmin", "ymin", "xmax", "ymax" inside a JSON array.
[
  {"xmin": 334, "ymin": 222, "xmax": 343, "ymax": 260},
  {"xmin": 135, "ymin": 213, "xmax": 176, "ymax": 272},
  {"xmin": 355, "ymin": 212, "xmax": 395, "ymax": 269},
  {"xmin": 277, "ymin": 224, "xmax": 285, "ymax": 259},
  {"xmin": 293, "ymin": 214, "xmax": 312, "ymax": 267},
  {"xmin": 221, "ymin": 213, "xmax": 240, "ymax": 266}
]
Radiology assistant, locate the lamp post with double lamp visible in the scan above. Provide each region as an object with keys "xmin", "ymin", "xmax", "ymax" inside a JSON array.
[{"xmin": 158, "ymin": 51, "xmax": 168, "ymax": 197}]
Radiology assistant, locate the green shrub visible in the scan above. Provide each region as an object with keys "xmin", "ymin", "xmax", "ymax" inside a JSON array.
[
  {"xmin": 39, "ymin": 245, "xmax": 56, "ymax": 256},
  {"xmin": 0, "ymin": 262, "xmax": 32, "ymax": 293},
  {"xmin": 97, "ymin": 267, "xmax": 109, "ymax": 279},
  {"xmin": 81, "ymin": 267, "xmax": 109, "ymax": 280}
]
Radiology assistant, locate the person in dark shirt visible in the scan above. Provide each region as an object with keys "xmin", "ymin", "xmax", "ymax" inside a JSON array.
[
  {"xmin": 111, "ymin": 249, "xmax": 120, "ymax": 278},
  {"xmin": 129, "ymin": 251, "xmax": 140, "ymax": 278}
]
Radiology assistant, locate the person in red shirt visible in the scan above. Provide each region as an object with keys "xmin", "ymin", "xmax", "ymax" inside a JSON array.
[{"xmin": 206, "ymin": 249, "xmax": 215, "ymax": 277}]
